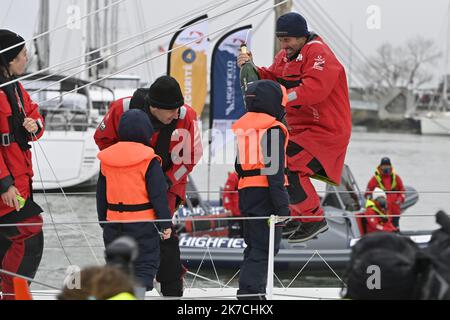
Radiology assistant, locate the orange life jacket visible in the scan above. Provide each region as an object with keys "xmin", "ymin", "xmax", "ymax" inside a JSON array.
[
  {"xmin": 232, "ymin": 112, "xmax": 289, "ymax": 189},
  {"xmin": 98, "ymin": 142, "xmax": 160, "ymax": 222}
]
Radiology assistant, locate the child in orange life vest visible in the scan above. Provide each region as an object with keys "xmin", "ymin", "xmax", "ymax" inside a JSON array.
[
  {"xmin": 232, "ymin": 80, "xmax": 290, "ymax": 300},
  {"xmin": 96, "ymin": 109, "xmax": 172, "ymax": 291}
]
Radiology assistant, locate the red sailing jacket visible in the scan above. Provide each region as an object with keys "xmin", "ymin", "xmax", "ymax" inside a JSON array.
[
  {"xmin": 94, "ymin": 97, "xmax": 203, "ymax": 202},
  {"xmin": 364, "ymin": 207, "xmax": 398, "ymax": 234},
  {"xmin": 0, "ymin": 83, "xmax": 45, "ymax": 217},
  {"xmin": 365, "ymin": 168, "xmax": 406, "ymax": 215},
  {"xmin": 257, "ymin": 36, "xmax": 352, "ymax": 185}
]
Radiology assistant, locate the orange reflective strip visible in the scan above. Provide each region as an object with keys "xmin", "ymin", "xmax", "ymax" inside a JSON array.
[
  {"xmin": 238, "ymin": 176, "xmax": 269, "ymax": 189},
  {"xmin": 107, "ymin": 209, "xmax": 156, "ymax": 222}
]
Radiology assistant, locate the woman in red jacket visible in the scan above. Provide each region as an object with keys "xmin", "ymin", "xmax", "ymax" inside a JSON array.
[{"xmin": 0, "ymin": 30, "xmax": 45, "ymax": 300}]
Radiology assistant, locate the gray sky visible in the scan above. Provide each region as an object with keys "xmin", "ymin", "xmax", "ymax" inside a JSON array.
[{"xmin": 1, "ymin": 0, "xmax": 449, "ymax": 87}]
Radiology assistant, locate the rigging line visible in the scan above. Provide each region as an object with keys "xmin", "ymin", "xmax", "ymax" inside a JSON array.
[
  {"xmin": 206, "ymin": 245, "xmax": 222, "ymax": 289},
  {"xmin": 1, "ymin": 211, "xmax": 445, "ymax": 229},
  {"xmin": 222, "ymin": 269, "xmax": 240, "ymax": 288},
  {"xmin": 26, "ymin": 0, "xmax": 256, "ymax": 96},
  {"xmin": 31, "ymin": 0, "xmax": 262, "ymax": 98},
  {"xmin": 50, "ymin": 0, "xmax": 63, "ymax": 43},
  {"xmin": 208, "ymin": 0, "xmax": 260, "ymax": 42},
  {"xmin": 300, "ymin": 1, "xmax": 371, "ymax": 74},
  {"xmin": 136, "ymin": 0, "xmax": 154, "ymax": 82},
  {"xmin": 274, "ymin": 272, "xmax": 286, "ymax": 289},
  {"xmin": 286, "ymin": 251, "xmax": 317, "ymax": 289},
  {"xmin": 18, "ymin": 95, "xmax": 100, "ymax": 265},
  {"xmin": 12, "ymin": 91, "xmax": 73, "ymax": 266},
  {"xmin": 294, "ymin": 2, "xmax": 369, "ymax": 86},
  {"xmin": 0, "ymin": 268, "xmax": 61, "ymax": 291},
  {"xmin": 32, "ymin": 141, "xmax": 73, "ymax": 266},
  {"xmin": 189, "ymin": 250, "xmax": 210, "ymax": 290},
  {"xmin": 185, "ymin": 271, "xmax": 230, "ymax": 288},
  {"xmin": 301, "ymin": 0, "xmax": 377, "ymax": 84},
  {"xmin": 293, "ymin": 1, "xmax": 369, "ymax": 79},
  {"xmin": 35, "ymin": 0, "xmax": 289, "ymax": 106},
  {"xmin": 33, "ymin": 138, "xmax": 101, "ymax": 265},
  {"xmin": 309, "ymin": 0, "xmax": 378, "ymax": 72},
  {"xmin": 0, "ymin": 0, "xmax": 14, "ymax": 26},
  {"xmin": 3, "ymin": 0, "xmax": 230, "ymax": 89},
  {"xmin": 315, "ymin": 251, "xmax": 347, "ymax": 287},
  {"xmin": 31, "ymin": 190, "xmax": 450, "ymax": 195},
  {"xmin": 0, "ymin": 0, "xmax": 127, "ymax": 56}
]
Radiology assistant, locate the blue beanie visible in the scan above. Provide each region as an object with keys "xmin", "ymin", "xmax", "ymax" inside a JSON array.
[{"xmin": 276, "ymin": 12, "xmax": 309, "ymax": 38}]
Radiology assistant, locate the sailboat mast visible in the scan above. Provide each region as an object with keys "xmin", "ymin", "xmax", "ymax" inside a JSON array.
[
  {"xmin": 103, "ymin": 0, "xmax": 110, "ymax": 49},
  {"xmin": 80, "ymin": 0, "xmax": 89, "ymax": 80},
  {"xmin": 36, "ymin": 0, "xmax": 50, "ymax": 69},
  {"xmin": 443, "ymin": 1, "xmax": 450, "ymax": 110},
  {"xmin": 110, "ymin": 2, "xmax": 119, "ymax": 73}
]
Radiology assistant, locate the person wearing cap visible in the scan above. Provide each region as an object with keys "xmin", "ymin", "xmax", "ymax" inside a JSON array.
[
  {"xmin": 232, "ymin": 80, "xmax": 290, "ymax": 300},
  {"xmin": 0, "ymin": 30, "xmax": 45, "ymax": 300},
  {"xmin": 365, "ymin": 157, "xmax": 405, "ymax": 229},
  {"xmin": 97, "ymin": 109, "xmax": 172, "ymax": 292},
  {"xmin": 237, "ymin": 12, "xmax": 352, "ymax": 243},
  {"xmin": 360, "ymin": 188, "xmax": 397, "ymax": 235},
  {"xmin": 94, "ymin": 75, "xmax": 203, "ymax": 297}
]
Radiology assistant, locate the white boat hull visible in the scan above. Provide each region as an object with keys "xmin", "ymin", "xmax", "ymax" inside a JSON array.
[
  {"xmin": 419, "ymin": 112, "xmax": 450, "ymax": 135},
  {"xmin": 31, "ymin": 128, "xmax": 99, "ymax": 190}
]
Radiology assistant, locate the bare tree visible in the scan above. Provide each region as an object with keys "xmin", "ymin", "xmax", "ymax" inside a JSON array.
[{"xmin": 362, "ymin": 36, "xmax": 441, "ymax": 93}]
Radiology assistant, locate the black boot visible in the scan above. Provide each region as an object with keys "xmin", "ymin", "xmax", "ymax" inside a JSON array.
[
  {"xmin": 288, "ymin": 219, "xmax": 328, "ymax": 243},
  {"xmin": 160, "ymin": 278, "xmax": 183, "ymax": 297},
  {"xmin": 282, "ymin": 220, "xmax": 301, "ymax": 237}
]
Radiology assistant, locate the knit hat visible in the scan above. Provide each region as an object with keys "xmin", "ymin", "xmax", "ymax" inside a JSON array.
[
  {"xmin": 245, "ymin": 80, "xmax": 286, "ymax": 121},
  {"xmin": 147, "ymin": 76, "xmax": 184, "ymax": 110},
  {"xmin": 380, "ymin": 157, "xmax": 391, "ymax": 166},
  {"xmin": 275, "ymin": 12, "xmax": 309, "ymax": 38},
  {"xmin": 118, "ymin": 109, "xmax": 154, "ymax": 146},
  {"xmin": 0, "ymin": 29, "xmax": 25, "ymax": 65}
]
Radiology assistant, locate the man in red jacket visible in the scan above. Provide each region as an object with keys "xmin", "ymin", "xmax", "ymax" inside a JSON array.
[
  {"xmin": 94, "ymin": 76, "xmax": 203, "ymax": 297},
  {"xmin": 365, "ymin": 157, "xmax": 405, "ymax": 229},
  {"xmin": 238, "ymin": 12, "xmax": 352, "ymax": 243}
]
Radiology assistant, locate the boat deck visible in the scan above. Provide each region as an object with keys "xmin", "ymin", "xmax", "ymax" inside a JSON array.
[{"xmin": 31, "ymin": 287, "xmax": 342, "ymax": 300}]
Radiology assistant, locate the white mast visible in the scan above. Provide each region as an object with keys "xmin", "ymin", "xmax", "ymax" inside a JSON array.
[
  {"xmin": 80, "ymin": 0, "xmax": 89, "ymax": 80},
  {"xmin": 442, "ymin": 1, "xmax": 450, "ymax": 110},
  {"xmin": 36, "ymin": 0, "xmax": 50, "ymax": 69},
  {"xmin": 110, "ymin": 1, "xmax": 119, "ymax": 73}
]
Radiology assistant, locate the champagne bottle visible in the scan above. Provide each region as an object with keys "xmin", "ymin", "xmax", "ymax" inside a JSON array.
[{"xmin": 239, "ymin": 44, "xmax": 260, "ymax": 96}]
